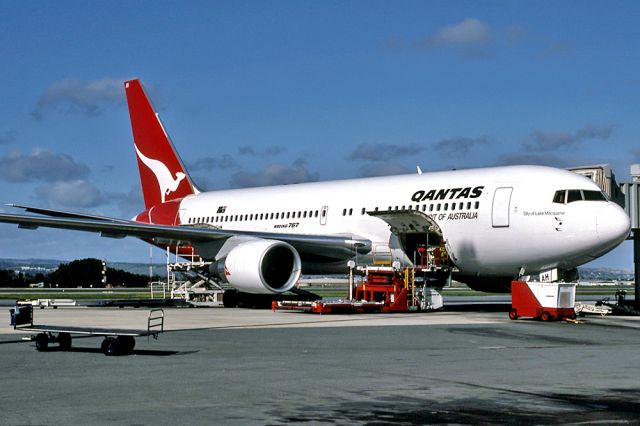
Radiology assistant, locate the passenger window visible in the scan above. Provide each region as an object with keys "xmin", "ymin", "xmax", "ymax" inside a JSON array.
[
  {"xmin": 553, "ymin": 190, "xmax": 566, "ymax": 204},
  {"xmin": 342, "ymin": 209, "xmax": 347, "ymax": 216},
  {"xmin": 429, "ymin": 204, "xmax": 434, "ymax": 212},
  {"xmin": 349, "ymin": 208, "xmax": 353, "ymax": 216},
  {"xmin": 567, "ymin": 190, "xmax": 583, "ymax": 203},
  {"xmin": 436, "ymin": 204, "xmax": 441, "ymax": 211},
  {"xmin": 444, "ymin": 203, "xmax": 448, "ymax": 211},
  {"xmin": 459, "ymin": 202, "xmax": 463, "ymax": 210},
  {"xmin": 451, "ymin": 203, "xmax": 456, "ymax": 211}
]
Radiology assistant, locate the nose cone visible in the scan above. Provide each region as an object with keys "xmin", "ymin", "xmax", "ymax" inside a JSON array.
[{"xmin": 596, "ymin": 203, "xmax": 631, "ymax": 248}]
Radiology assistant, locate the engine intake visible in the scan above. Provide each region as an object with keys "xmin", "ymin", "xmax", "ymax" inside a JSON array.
[{"xmin": 211, "ymin": 239, "xmax": 302, "ymax": 294}]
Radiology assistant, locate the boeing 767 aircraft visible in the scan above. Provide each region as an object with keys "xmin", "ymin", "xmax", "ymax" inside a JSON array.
[{"xmin": 0, "ymin": 80, "xmax": 631, "ymax": 301}]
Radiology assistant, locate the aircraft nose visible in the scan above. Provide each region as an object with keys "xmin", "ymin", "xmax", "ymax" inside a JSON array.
[{"xmin": 596, "ymin": 203, "xmax": 631, "ymax": 246}]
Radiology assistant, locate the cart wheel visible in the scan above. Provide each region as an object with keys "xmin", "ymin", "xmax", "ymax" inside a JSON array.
[
  {"xmin": 35, "ymin": 333, "xmax": 49, "ymax": 351},
  {"xmin": 508, "ymin": 309, "xmax": 518, "ymax": 320},
  {"xmin": 116, "ymin": 336, "xmax": 135, "ymax": 354},
  {"xmin": 102, "ymin": 337, "xmax": 117, "ymax": 356},
  {"xmin": 540, "ymin": 311, "xmax": 551, "ymax": 322},
  {"xmin": 58, "ymin": 333, "xmax": 72, "ymax": 350}
]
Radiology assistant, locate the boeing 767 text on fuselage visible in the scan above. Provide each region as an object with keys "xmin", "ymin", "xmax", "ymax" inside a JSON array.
[{"xmin": 0, "ymin": 80, "xmax": 630, "ymax": 296}]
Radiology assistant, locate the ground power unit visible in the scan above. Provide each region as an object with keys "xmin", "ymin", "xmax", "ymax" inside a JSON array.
[{"xmin": 509, "ymin": 280, "xmax": 577, "ymax": 321}]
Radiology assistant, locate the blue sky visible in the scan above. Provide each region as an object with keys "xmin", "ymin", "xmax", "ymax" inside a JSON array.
[{"xmin": 0, "ymin": 1, "xmax": 638, "ymax": 267}]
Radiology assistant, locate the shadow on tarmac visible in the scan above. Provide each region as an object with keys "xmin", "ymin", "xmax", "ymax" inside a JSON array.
[
  {"xmin": 43, "ymin": 346, "xmax": 195, "ymax": 356},
  {"xmin": 274, "ymin": 389, "xmax": 640, "ymax": 424},
  {"xmin": 444, "ymin": 303, "xmax": 510, "ymax": 312}
]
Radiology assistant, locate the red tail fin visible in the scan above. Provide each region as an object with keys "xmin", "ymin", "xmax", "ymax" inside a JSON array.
[{"xmin": 124, "ymin": 79, "xmax": 197, "ymax": 209}]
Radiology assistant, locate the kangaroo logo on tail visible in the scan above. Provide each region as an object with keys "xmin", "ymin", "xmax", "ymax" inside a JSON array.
[{"xmin": 135, "ymin": 145, "xmax": 186, "ymax": 203}]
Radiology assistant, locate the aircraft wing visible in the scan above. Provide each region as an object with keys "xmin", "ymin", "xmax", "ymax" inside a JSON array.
[
  {"xmin": 0, "ymin": 212, "xmax": 370, "ymax": 260},
  {"xmin": 7, "ymin": 204, "xmax": 131, "ymax": 223}
]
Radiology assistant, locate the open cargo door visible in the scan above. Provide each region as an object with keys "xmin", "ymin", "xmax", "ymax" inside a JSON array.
[{"xmin": 368, "ymin": 209, "xmax": 453, "ymax": 269}]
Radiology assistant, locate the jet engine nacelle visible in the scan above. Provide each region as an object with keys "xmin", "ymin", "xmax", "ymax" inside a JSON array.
[{"xmin": 210, "ymin": 239, "xmax": 302, "ymax": 294}]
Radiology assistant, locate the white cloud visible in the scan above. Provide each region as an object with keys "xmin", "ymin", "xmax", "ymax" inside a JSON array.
[
  {"xmin": 0, "ymin": 148, "xmax": 90, "ymax": 182},
  {"xmin": 348, "ymin": 143, "xmax": 427, "ymax": 162},
  {"xmin": 424, "ymin": 18, "xmax": 492, "ymax": 48},
  {"xmin": 523, "ymin": 124, "xmax": 614, "ymax": 152},
  {"xmin": 238, "ymin": 146, "xmax": 286, "ymax": 157},
  {"xmin": 189, "ymin": 154, "xmax": 238, "ymax": 171},
  {"xmin": 32, "ymin": 77, "xmax": 126, "ymax": 120},
  {"xmin": 36, "ymin": 180, "xmax": 106, "ymax": 208},
  {"xmin": 433, "ymin": 136, "xmax": 490, "ymax": 158},
  {"xmin": 230, "ymin": 159, "xmax": 319, "ymax": 188},
  {"xmin": 111, "ymin": 185, "xmax": 144, "ymax": 218},
  {"xmin": 416, "ymin": 19, "xmax": 527, "ymax": 59}
]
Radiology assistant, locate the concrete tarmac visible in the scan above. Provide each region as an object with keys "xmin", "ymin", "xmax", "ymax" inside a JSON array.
[{"xmin": 1, "ymin": 305, "xmax": 640, "ymax": 425}]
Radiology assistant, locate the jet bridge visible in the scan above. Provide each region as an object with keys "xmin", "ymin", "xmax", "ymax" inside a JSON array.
[
  {"xmin": 619, "ymin": 165, "xmax": 640, "ymax": 309},
  {"xmin": 580, "ymin": 164, "xmax": 640, "ymax": 311}
]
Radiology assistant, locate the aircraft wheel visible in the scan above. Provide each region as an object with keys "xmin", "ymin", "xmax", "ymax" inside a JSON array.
[
  {"xmin": 540, "ymin": 311, "xmax": 551, "ymax": 322},
  {"xmin": 508, "ymin": 309, "xmax": 518, "ymax": 320},
  {"xmin": 58, "ymin": 333, "xmax": 72, "ymax": 350},
  {"xmin": 35, "ymin": 333, "xmax": 49, "ymax": 351},
  {"xmin": 223, "ymin": 290, "xmax": 239, "ymax": 308}
]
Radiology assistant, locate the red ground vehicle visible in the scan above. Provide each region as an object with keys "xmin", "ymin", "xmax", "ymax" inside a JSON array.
[{"xmin": 509, "ymin": 280, "xmax": 576, "ymax": 321}]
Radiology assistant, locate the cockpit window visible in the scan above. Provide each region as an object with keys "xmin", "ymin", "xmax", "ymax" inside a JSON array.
[
  {"xmin": 552, "ymin": 190, "xmax": 566, "ymax": 204},
  {"xmin": 553, "ymin": 189, "xmax": 608, "ymax": 204},
  {"xmin": 567, "ymin": 190, "xmax": 583, "ymax": 203},
  {"xmin": 583, "ymin": 190, "xmax": 607, "ymax": 201}
]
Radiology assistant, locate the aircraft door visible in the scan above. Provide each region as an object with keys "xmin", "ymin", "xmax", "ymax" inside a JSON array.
[
  {"xmin": 492, "ymin": 187, "xmax": 513, "ymax": 227},
  {"xmin": 178, "ymin": 208, "xmax": 187, "ymax": 226},
  {"xmin": 320, "ymin": 206, "xmax": 328, "ymax": 225}
]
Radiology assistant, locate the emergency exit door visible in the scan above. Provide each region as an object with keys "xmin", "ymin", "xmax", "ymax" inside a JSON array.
[
  {"xmin": 320, "ymin": 206, "xmax": 328, "ymax": 225},
  {"xmin": 492, "ymin": 187, "xmax": 513, "ymax": 228}
]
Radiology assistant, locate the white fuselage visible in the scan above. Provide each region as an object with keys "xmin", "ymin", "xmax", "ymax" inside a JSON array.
[{"xmin": 177, "ymin": 165, "xmax": 630, "ymax": 278}]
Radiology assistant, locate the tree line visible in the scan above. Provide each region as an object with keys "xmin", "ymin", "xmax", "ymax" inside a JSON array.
[{"xmin": 0, "ymin": 258, "xmax": 159, "ymax": 288}]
